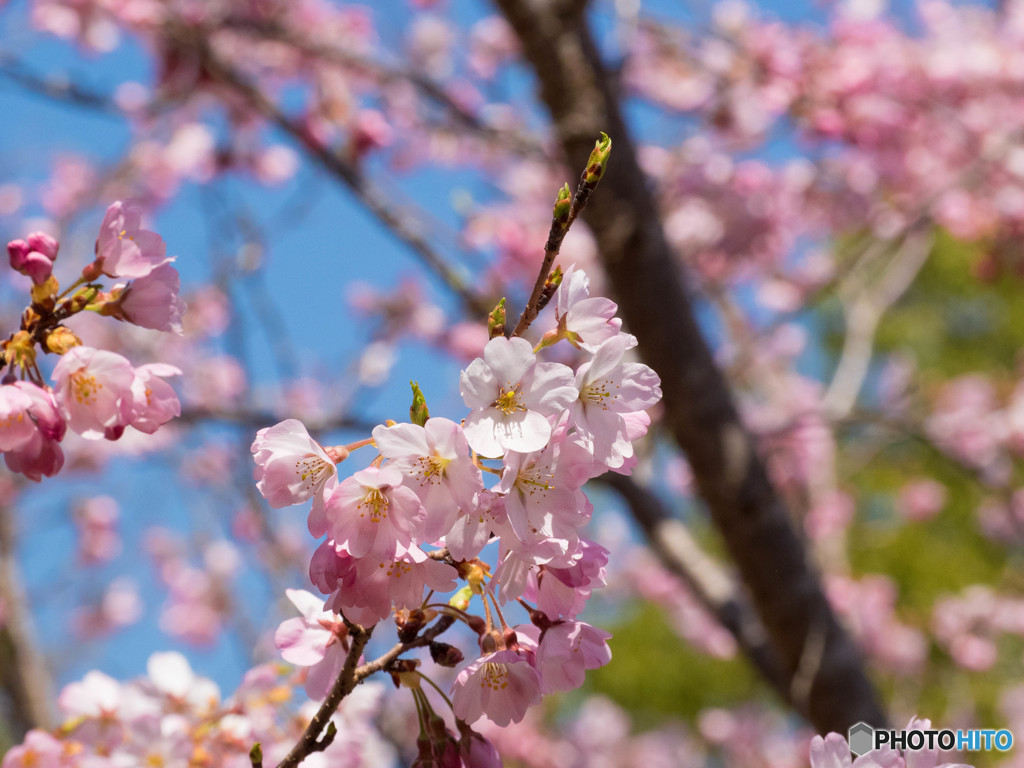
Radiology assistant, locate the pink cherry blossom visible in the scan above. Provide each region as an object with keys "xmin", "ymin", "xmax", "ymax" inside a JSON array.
[
  {"xmin": 116, "ymin": 262, "xmax": 186, "ymax": 334},
  {"xmin": 495, "ymin": 433, "xmax": 594, "ymax": 560},
  {"xmin": 372, "ymin": 417, "xmax": 483, "ymax": 542},
  {"xmin": 145, "ymin": 651, "xmax": 220, "ymax": 714},
  {"xmin": 95, "ymin": 200, "xmax": 169, "ymax": 278},
  {"xmin": 251, "ymin": 419, "xmax": 338, "ymax": 536},
  {"xmin": 51, "ymin": 346, "xmax": 135, "ymax": 439},
  {"xmin": 274, "ymin": 589, "xmax": 348, "ymax": 699},
  {"xmin": 0, "ymin": 729, "xmax": 65, "ymax": 768},
  {"xmin": 451, "ymin": 649, "xmax": 542, "ymax": 727},
  {"xmin": 553, "ymin": 266, "xmax": 622, "ymax": 350},
  {"xmin": 325, "ymin": 546, "xmax": 457, "ymax": 627},
  {"xmin": 3, "ymin": 382, "xmax": 65, "ymax": 481},
  {"xmin": 518, "ymin": 619, "xmax": 612, "ymax": 694},
  {"xmin": 129, "ymin": 363, "xmax": 181, "ymax": 434},
  {"xmin": 460, "ymin": 336, "xmax": 577, "ymax": 457},
  {"xmin": 0, "ymin": 384, "xmax": 39, "ymax": 451},
  {"xmin": 326, "ymin": 465, "xmax": 425, "ymax": 560},
  {"xmin": 570, "ymin": 333, "xmax": 662, "ymax": 469},
  {"xmin": 809, "ymin": 733, "xmax": 905, "ymax": 768},
  {"xmin": 529, "ymin": 538, "xmax": 609, "ymax": 619},
  {"xmin": 444, "ymin": 489, "xmax": 510, "ymax": 562}
]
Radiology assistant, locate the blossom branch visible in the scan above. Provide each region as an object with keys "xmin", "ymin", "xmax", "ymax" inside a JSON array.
[
  {"xmin": 274, "ymin": 607, "xmax": 455, "ymax": 768},
  {"xmin": 275, "ymin": 621, "xmax": 374, "ymax": 768},
  {"xmin": 0, "ymin": 50, "xmax": 123, "ymax": 116},
  {"xmin": 493, "ymin": 0, "xmax": 886, "ymax": 733},
  {"xmin": 217, "ymin": 18, "xmax": 546, "ymax": 159},
  {"xmin": 510, "ymin": 135, "xmax": 610, "ymax": 337}
]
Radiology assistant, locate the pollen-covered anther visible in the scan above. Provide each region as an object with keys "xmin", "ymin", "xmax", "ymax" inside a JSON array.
[
  {"xmin": 357, "ymin": 487, "xmax": 389, "ymax": 522},
  {"xmin": 581, "ymin": 378, "xmax": 617, "ymax": 410},
  {"xmin": 481, "ymin": 662, "xmax": 510, "ymax": 691},
  {"xmin": 294, "ymin": 456, "xmax": 331, "ymax": 492},
  {"xmin": 493, "ymin": 387, "xmax": 526, "ymax": 415},
  {"xmin": 414, "ymin": 453, "xmax": 449, "ymax": 486},
  {"xmin": 71, "ymin": 370, "xmax": 103, "ymax": 404}
]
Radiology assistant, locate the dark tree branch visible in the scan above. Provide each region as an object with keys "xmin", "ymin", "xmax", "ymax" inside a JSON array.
[
  {"xmin": 275, "ymin": 621, "xmax": 374, "ymax": 768},
  {"xmin": 492, "ymin": 0, "xmax": 886, "ymax": 733},
  {"xmin": 599, "ymin": 473, "xmax": 790, "ymax": 703}
]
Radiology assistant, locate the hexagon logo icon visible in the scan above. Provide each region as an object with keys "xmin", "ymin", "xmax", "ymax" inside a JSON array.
[{"xmin": 848, "ymin": 722, "xmax": 875, "ymax": 756}]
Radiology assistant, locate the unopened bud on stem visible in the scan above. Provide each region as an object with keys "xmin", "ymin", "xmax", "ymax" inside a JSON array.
[
  {"xmin": 553, "ymin": 183, "xmax": 572, "ymax": 226},
  {"xmin": 487, "ymin": 298, "xmax": 506, "ymax": 339},
  {"xmin": 584, "ymin": 132, "xmax": 612, "ymax": 186},
  {"xmin": 409, "ymin": 381, "xmax": 430, "ymax": 426}
]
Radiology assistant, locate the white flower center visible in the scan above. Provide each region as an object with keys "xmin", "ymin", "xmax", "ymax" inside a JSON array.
[
  {"xmin": 581, "ymin": 378, "xmax": 617, "ymax": 410},
  {"xmin": 294, "ymin": 455, "xmax": 332, "ymax": 494}
]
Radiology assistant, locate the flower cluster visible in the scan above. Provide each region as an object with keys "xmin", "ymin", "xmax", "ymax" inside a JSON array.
[
  {"xmin": 1, "ymin": 651, "xmax": 395, "ymax": 768},
  {"xmin": 0, "ymin": 201, "xmax": 185, "ymax": 480},
  {"xmin": 254, "ymin": 266, "xmax": 661, "ymax": 740}
]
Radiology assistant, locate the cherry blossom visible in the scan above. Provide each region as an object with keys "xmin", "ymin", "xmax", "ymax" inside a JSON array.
[
  {"xmin": 275, "ymin": 589, "xmax": 349, "ymax": 699},
  {"xmin": 325, "ymin": 465, "xmax": 425, "ymax": 559},
  {"xmin": 51, "ymin": 346, "xmax": 136, "ymax": 439},
  {"xmin": 552, "ymin": 266, "xmax": 622, "ymax": 350},
  {"xmin": 372, "ymin": 417, "xmax": 483, "ymax": 542},
  {"xmin": 128, "ymin": 363, "xmax": 182, "ymax": 434},
  {"xmin": 251, "ymin": 419, "xmax": 339, "ymax": 536},
  {"xmin": 94, "ymin": 200, "xmax": 169, "ymax": 279},
  {"xmin": 460, "ymin": 336, "xmax": 577, "ymax": 457},
  {"xmin": 114, "ymin": 261, "xmax": 186, "ymax": 334},
  {"xmin": 451, "ymin": 649, "xmax": 542, "ymax": 727},
  {"xmin": 517, "ymin": 619, "xmax": 613, "ymax": 694},
  {"xmin": 570, "ymin": 333, "xmax": 662, "ymax": 469}
]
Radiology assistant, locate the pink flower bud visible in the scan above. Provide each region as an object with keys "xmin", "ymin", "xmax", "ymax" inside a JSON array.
[
  {"xmin": 7, "ymin": 239, "xmax": 29, "ymax": 270},
  {"xmin": 7, "ymin": 238, "xmax": 55, "ymax": 284},
  {"xmin": 26, "ymin": 232, "xmax": 58, "ymax": 260}
]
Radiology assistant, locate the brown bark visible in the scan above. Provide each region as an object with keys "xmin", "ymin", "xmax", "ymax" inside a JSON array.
[{"xmin": 492, "ymin": 0, "xmax": 886, "ymax": 733}]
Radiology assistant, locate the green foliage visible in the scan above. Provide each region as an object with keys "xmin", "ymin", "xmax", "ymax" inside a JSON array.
[
  {"xmin": 586, "ymin": 601, "xmax": 766, "ymax": 723},
  {"xmin": 826, "ymin": 226, "xmax": 1024, "ymax": 748}
]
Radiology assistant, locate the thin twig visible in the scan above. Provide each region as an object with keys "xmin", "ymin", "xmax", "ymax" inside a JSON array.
[
  {"xmin": 273, "ymin": 613, "xmax": 455, "ymax": 768},
  {"xmin": 275, "ymin": 622, "xmax": 373, "ymax": 768},
  {"xmin": 510, "ymin": 141, "xmax": 608, "ymax": 337}
]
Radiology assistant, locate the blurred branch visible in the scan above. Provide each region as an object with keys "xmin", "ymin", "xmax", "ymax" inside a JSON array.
[
  {"xmin": 0, "ymin": 51, "xmax": 122, "ymax": 115},
  {"xmin": 599, "ymin": 473, "xmax": 790, "ymax": 697},
  {"xmin": 177, "ymin": 407, "xmax": 378, "ymax": 436},
  {"xmin": 823, "ymin": 228, "xmax": 934, "ymax": 420},
  {"xmin": 0, "ymin": 504, "xmax": 53, "ymax": 739},
  {"xmin": 493, "ymin": 0, "xmax": 886, "ymax": 733},
  {"xmin": 176, "ymin": 28, "xmax": 494, "ymax": 320},
  {"xmin": 219, "ymin": 18, "xmax": 547, "ymax": 159}
]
